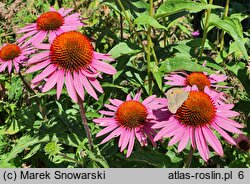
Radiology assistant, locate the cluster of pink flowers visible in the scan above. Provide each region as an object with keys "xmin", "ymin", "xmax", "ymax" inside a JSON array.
[
  {"xmin": 1, "ymin": 7, "xmax": 116, "ymax": 103},
  {"xmin": 94, "ymin": 69, "xmax": 244, "ymax": 159},
  {"xmin": 0, "ymin": 6, "xmax": 246, "ymax": 162}
]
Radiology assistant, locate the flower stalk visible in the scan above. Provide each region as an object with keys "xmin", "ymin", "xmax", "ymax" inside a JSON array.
[
  {"xmin": 219, "ymin": 0, "xmax": 230, "ymax": 51},
  {"xmin": 77, "ymin": 96, "xmax": 94, "ymax": 151},
  {"xmin": 185, "ymin": 146, "xmax": 194, "ymax": 168},
  {"xmin": 116, "ymin": 0, "xmax": 158, "ymax": 95},
  {"xmin": 146, "ymin": 0, "xmax": 154, "ymax": 95},
  {"xmin": 199, "ymin": 0, "xmax": 213, "ymax": 58},
  {"xmin": 18, "ymin": 71, "xmax": 47, "ymax": 120}
]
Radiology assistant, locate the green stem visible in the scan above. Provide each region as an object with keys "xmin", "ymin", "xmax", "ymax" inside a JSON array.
[
  {"xmin": 116, "ymin": 0, "xmax": 144, "ymax": 46},
  {"xmin": 219, "ymin": 0, "xmax": 230, "ymax": 51},
  {"xmin": 185, "ymin": 146, "xmax": 194, "ymax": 168},
  {"xmin": 146, "ymin": 0, "xmax": 154, "ymax": 95},
  {"xmin": 120, "ymin": 13, "xmax": 124, "ymax": 40},
  {"xmin": 146, "ymin": 31, "xmax": 152, "ymax": 95},
  {"xmin": 18, "ymin": 71, "xmax": 47, "ymax": 121},
  {"xmin": 72, "ymin": 0, "xmax": 78, "ymax": 11},
  {"xmin": 199, "ymin": 0, "xmax": 213, "ymax": 58},
  {"xmin": 58, "ymin": 153, "xmax": 83, "ymax": 166},
  {"xmin": 77, "ymin": 96, "xmax": 94, "ymax": 151},
  {"xmin": 117, "ymin": 0, "xmax": 159, "ymax": 95}
]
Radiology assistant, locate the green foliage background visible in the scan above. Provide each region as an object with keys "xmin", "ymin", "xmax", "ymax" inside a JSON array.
[{"xmin": 0, "ymin": 0, "xmax": 249, "ymax": 168}]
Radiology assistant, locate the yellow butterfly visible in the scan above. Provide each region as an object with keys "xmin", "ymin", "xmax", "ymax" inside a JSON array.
[{"xmin": 166, "ymin": 88, "xmax": 189, "ymax": 114}]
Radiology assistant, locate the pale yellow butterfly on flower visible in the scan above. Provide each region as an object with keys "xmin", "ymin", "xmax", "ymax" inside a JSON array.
[{"xmin": 166, "ymin": 88, "xmax": 189, "ymax": 114}]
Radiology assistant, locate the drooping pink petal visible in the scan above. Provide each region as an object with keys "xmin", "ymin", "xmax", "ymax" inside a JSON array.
[
  {"xmin": 104, "ymin": 104, "xmax": 118, "ymax": 111},
  {"xmin": 42, "ymin": 71, "xmax": 61, "ymax": 92},
  {"xmin": 168, "ymin": 125, "xmax": 185, "ymax": 146},
  {"xmin": 17, "ymin": 24, "xmax": 36, "ymax": 33},
  {"xmin": 17, "ymin": 30, "xmax": 37, "ymax": 43},
  {"xmin": 133, "ymin": 89, "xmax": 142, "ymax": 101},
  {"xmin": 202, "ymin": 126, "xmax": 223, "ymax": 156},
  {"xmin": 100, "ymin": 127, "xmax": 123, "ymax": 144},
  {"xmin": 143, "ymin": 127, "xmax": 157, "ymax": 147},
  {"xmin": 58, "ymin": 8, "xmax": 65, "ymax": 14},
  {"xmin": 109, "ymin": 99, "xmax": 123, "ymax": 107},
  {"xmin": 49, "ymin": 31, "xmax": 57, "ymax": 43},
  {"xmin": 121, "ymin": 129, "xmax": 130, "ymax": 152},
  {"xmin": 93, "ymin": 52, "xmax": 115, "ymax": 61},
  {"xmin": 31, "ymin": 31, "xmax": 47, "ymax": 46},
  {"xmin": 195, "ymin": 128, "xmax": 209, "ymax": 161},
  {"xmin": 142, "ymin": 95, "xmax": 156, "ymax": 106},
  {"xmin": 88, "ymin": 77, "xmax": 103, "ymax": 93},
  {"xmin": 118, "ymin": 130, "xmax": 126, "ymax": 147},
  {"xmin": 93, "ymin": 118, "xmax": 117, "ymax": 126},
  {"xmin": 209, "ymin": 74, "xmax": 227, "ymax": 83},
  {"xmin": 7, "ymin": 61, "xmax": 12, "ymax": 73},
  {"xmin": 79, "ymin": 75, "xmax": 98, "ymax": 100},
  {"xmin": 91, "ymin": 59, "xmax": 117, "ymax": 75},
  {"xmin": 211, "ymin": 123, "xmax": 236, "ymax": 145},
  {"xmin": 31, "ymin": 64, "xmax": 57, "ymax": 83},
  {"xmin": 65, "ymin": 71, "xmax": 78, "ymax": 102},
  {"xmin": 64, "ymin": 13, "xmax": 81, "ymax": 21},
  {"xmin": 28, "ymin": 52, "xmax": 50, "ymax": 64},
  {"xmin": 73, "ymin": 71, "xmax": 85, "ymax": 100},
  {"xmin": 13, "ymin": 59, "xmax": 20, "ymax": 73},
  {"xmin": 56, "ymin": 69, "xmax": 65, "ymax": 99},
  {"xmin": 99, "ymin": 110, "xmax": 115, "ymax": 116},
  {"xmin": 216, "ymin": 115, "xmax": 244, "ymax": 128},
  {"xmin": 126, "ymin": 94, "xmax": 132, "ymax": 101},
  {"xmin": 96, "ymin": 123, "xmax": 119, "ymax": 137},
  {"xmin": 189, "ymin": 126, "xmax": 196, "ymax": 148},
  {"xmin": 81, "ymin": 69, "xmax": 99, "ymax": 78},
  {"xmin": 177, "ymin": 127, "xmax": 190, "ymax": 152},
  {"xmin": 26, "ymin": 60, "xmax": 50, "ymax": 73},
  {"xmin": 215, "ymin": 118, "xmax": 242, "ymax": 134},
  {"xmin": 126, "ymin": 130, "xmax": 135, "ymax": 158},
  {"xmin": 35, "ymin": 44, "xmax": 50, "ymax": 50},
  {"xmin": 50, "ymin": 7, "xmax": 56, "ymax": 11},
  {"xmin": 61, "ymin": 8, "xmax": 74, "ymax": 16}
]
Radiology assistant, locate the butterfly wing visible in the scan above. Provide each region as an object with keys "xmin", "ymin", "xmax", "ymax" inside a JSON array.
[{"xmin": 166, "ymin": 88, "xmax": 189, "ymax": 114}]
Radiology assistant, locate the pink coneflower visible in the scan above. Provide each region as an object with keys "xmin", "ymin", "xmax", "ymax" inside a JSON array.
[
  {"xmin": 153, "ymin": 86, "xmax": 244, "ymax": 161},
  {"xmin": 17, "ymin": 7, "xmax": 84, "ymax": 46},
  {"xmin": 0, "ymin": 43, "xmax": 34, "ymax": 73},
  {"xmin": 191, "ymin": 30, "xmax": 200, "ymax": 37},
  {"xmin": 234, "ymin": 134, "xmax": 250, "ymax": 152},
  {"xmin": 26, "ymin": 31, "xmax": 116, "ymax": 102},
  {"xmin": 165, "ymin": 71, "xmax": 228, "ymax": 91},
  {"xmin": 93, "ymin": 91, "xmax": 167, "ymax": 158}
]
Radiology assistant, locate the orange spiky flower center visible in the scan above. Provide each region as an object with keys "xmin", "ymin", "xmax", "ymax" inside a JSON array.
[
  {"xmin": 176, "ymin": 91, "xmax": 216, "ymax": 126},
  {"xmin": 50, "ymin": 31, "xmax": 93, "ymax": 70},
  {"xmin": 36, "ymin": 11, "xmax": 64, "ymax": 31},
  {"xmin": 0, "ymin": 44, "xmax": 21, "ymax": 61},
  {"xmin": 186, "ymin": 72, "xmax": 211, "ymax": 91},
  {"xmin": 115, "ymin": 100, "xmax": 148, "ymax": 128}
]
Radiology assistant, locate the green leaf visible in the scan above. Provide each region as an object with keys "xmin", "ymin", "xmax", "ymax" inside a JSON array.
[
  {"xmin": 209, "ymin": 17, "xmax": 248, "ymax": 60},
  {"xmin": 0, "ymin": 134, "xmax": 58, "ymax": 164},
  {"xmin": 151, "ymin": 63, "xmax": 163, "ymax": 91},
  {"xmin": 160, "ymin": 54, "xmax": 214, "ymax": 74},
  {"xmin": 155, "ymin": 0, "xmax": 222, "ymax": 19},
  {"xmin": 134, "ymin": 15, "xmax": 167, "ymax": 30},
  {"xmin": 127, "ymin": 150, "xmax": 173, "ymax": 167},
  {"xmin": 226, "ymin": 62, "xmax": 250, "ymax": 95},
  {"xmin": 108, "ymin": 42, "xmax": 141, "ymax": 58},
  {"xmin": 57, "ymin": 133, "xmax": 83, "ymax": 148},
  {"xmin": 23, "ymin": 144, "xmax": 42, "ymax": 160},
  {"xmin": 102, "ymin": 82, "xmax": 129, "ymax": 93},
  {"xmin": 7, "ymin": 75, "xmax": 23, "ymax": 101},
  {"xmin": 5, "ymin": 119, "xmax": 24, "ymax": 135}
]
